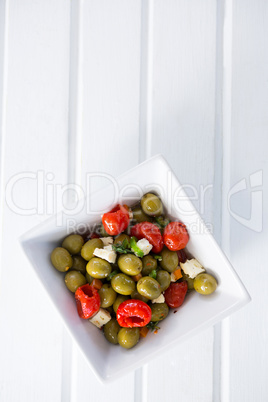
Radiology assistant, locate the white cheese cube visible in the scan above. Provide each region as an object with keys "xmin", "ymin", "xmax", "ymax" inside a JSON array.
[
  {"xmin": 152, "ymin": 294, "xmax": 165, "ymax": 304},
  {"xmin": 93, "ymin": 247, "xmax": 117, "ymax": 264},
  {"xmin": 89, "ymin": 308, "xmax": 111, "ymax": 328},
  {"xmin": 180, "ymin": 258, "xmax": 205, "ymax": 279},
  {"xmin": 135, "ymin": 238, "xmax": 153, "ymax": 256},
  {"xmin": 100, "ymin": 237, "xmax": 113, "ymax": 246},
  {"xmin": 104, "ymin": 245, "xmax": 113, "ymax": 251}
]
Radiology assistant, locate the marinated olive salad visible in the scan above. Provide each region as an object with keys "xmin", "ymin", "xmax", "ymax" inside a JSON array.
[{"xmin": 50, "ymin": 193, "xmax": 218, "ymax": 350}]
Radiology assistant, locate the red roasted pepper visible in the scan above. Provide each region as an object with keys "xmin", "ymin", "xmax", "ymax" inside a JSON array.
[
  {"xmin": 102, "ymin": 204, "xmax": 130, "ymax": 236},
  {"xmin": 164, "ymin": 281, "xmax": 188, "ymax": 308},
  {"xmin": 75, "ymin": 284, "xmax": 100, "ymax": 319},
  {"xmin": 90, "ymin": 232, "xmax": 100, "ymax": 239},
  {"xmin": 163, "ymin": 221, "xmax": 189, "ymax": 251},
  {"xmin": 130, "ymin": 222, "xmax": 163, "ymax": 253},
  {"xmin": 116, "ymin": 299, "xmax": 152, "ymax": 328}
]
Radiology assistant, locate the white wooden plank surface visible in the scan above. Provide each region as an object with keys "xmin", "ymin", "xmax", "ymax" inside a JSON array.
[
  {"xmin": 0, "ymin": 0, "xmax": 268, "ymax": 401},
  {"xmin": 72, "ymin": 1, "xmax": 141, "ymax": 401},
  {"xmin": 0, "ymin": 1, "xmax": 70, "ymax": 401},
  {"xmin": 224, "ymin": 1, "xmax": 268, "ymax": 401},
  {"xmin": 146, "ymin": 1, "xmax": 216, "ymax": 401}
]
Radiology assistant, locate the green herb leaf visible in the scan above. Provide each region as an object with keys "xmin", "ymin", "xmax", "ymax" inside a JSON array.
[
  {"xmin": 107, "ymin": 270, "xmax": 119, "ymax": 281},
  {"xmin": 112, "ymin": 241, "xmax": 133, "ymax": 254},
  {"xmin": 122, "ymin": 238, "xmax": 130, "ymax": 249},
  {"xmin": 148, "ymin": 269, "xmax": 157, "ymax": 279},
  {"xmin": 113, "ymin": 244, "xmax": 128, "ymax": 253},
  {"xmin": 146, "ymin": 321, "xmax": 160, "ymax": 331},
  {"xmin": 153, "ymin": 254, "xmax": 162, "ymax": 261}
]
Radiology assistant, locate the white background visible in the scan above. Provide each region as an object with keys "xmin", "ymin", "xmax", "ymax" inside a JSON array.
[{"xmin": 0, "ymin": 0, "xmax": 267, "ymax": 401}]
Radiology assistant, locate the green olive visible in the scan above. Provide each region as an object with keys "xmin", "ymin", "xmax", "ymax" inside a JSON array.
[
  {"xmin": 113, "ymin": 295, "xmax": 129, "ymax": 313},
  {"xmin": 99, "ymin": 284, "xmax": 117, "ymax": 308},
  {"xmin": 86, "ymin": 272, "xmax": 93, "ymax": 284},
  {"xmin": 64, "ymin": 271, "xmax": 87, "ymax": 293},
  {"xmin": 182, "ymin": 271, "xmax": 195, "ymax": 291},
  {"xmin": 137, "ymin": 276, "xmax": 161, "ymax": 300},
  {"xmin": 118, "ymin": 254, "xmax": 142, "ymax": 276},
  {"xmin": 118, "ymin": 328, "xmax": 140, "ymax": 349},
  {"xmin": 194, "ymin": 273, "xmax": 217, "ymax": 295},
  {"xmin": 51, "ymin": 247, "xmax": 73, "ymax": 272},
  {"xmin": 141, "ymin": 193, "xmax": 163, "ymax": 217},
  {"xmin": 142, "ymin": 255, "xmax": 157, "ymax": 276},
  {"xmin": 113, "ymin": 234, "xmax": 130, "ymax": 246},
  {"xmin": 104, "ymin": 319, "xmax": 121, "ymax": 345},
  {"xmin": 81, "ymin": 238, "xmax": 103, "ymax": 261},
  {"xmin": 156, "ymin": 270, "xmax": 171, "ymax": 292},
  {"xmin": 132, "ymin": 205, "xmax": 152, "ymax": 223},
  {"xmin": 151, "ymin": 303, "xmax": 169, "ymax": 322},
  {"xmin": 131, "ymin": 288, "xmax": 149, "ymax": 303},
  {"xmin": 159, "ymin": 247, "xmax": 179, "ymax": 273},
  {"xmin": 62, "ymin": 234, "xmax": 84, "ymax": 255},
  {"xmin": 111, "ymin": 273, "xmax": 135, "ymax": 295},
  {"xmin": 71, "ymin": 255, "xmax": 87, "ymax": 274},
  {"xmin": 86, "ymin": 257, "xmax": 112, "ymax": 279}
]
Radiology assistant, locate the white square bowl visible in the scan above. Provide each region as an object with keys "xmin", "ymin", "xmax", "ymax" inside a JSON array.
[{"xmin": 20, "ymin": 155, "xmax": 250, "ymax": 383}]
